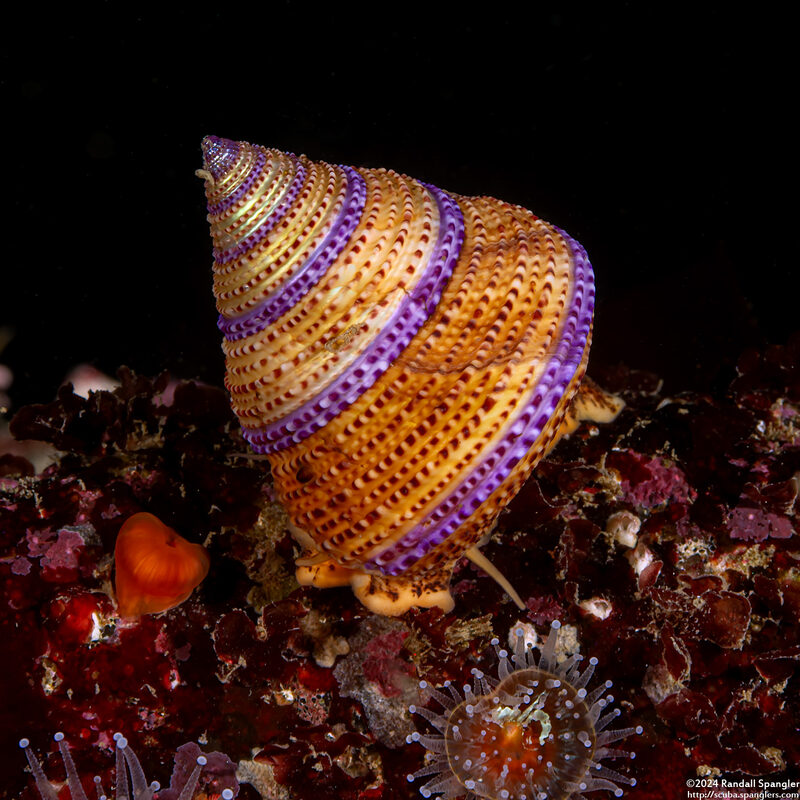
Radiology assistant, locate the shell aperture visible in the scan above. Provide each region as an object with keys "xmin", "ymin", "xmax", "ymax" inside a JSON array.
[{"xmin": 200, "ymin": 136, "xmax": 597, "ymax": 615}]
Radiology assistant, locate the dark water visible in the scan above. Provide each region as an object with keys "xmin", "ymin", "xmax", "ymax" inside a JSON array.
[
  {"xmin": 2, "ymin": 8, "xmax": 799, "ymax": 799},
  {"xmin": 1, "ymin": 5, "xmax": 795, "ymax": 412}
]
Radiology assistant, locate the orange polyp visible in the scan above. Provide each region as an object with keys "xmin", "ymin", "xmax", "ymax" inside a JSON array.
[
  {"xmin": 500, "ymin": 721, "xmax": 525, "ymax": 751},
  {"xmin": 114, "ymin": 512, "xmax": 210, "ymax": 617}
]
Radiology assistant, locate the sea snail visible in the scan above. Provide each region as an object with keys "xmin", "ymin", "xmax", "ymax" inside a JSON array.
[{"xmin": 198, "ymin": 136, "xmax": 622, "ymax": 616}]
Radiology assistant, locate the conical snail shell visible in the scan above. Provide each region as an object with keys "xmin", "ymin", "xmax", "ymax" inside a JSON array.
[{"xmin": 199, "ymin": 136, "xmax": 595, "ymax": 615}]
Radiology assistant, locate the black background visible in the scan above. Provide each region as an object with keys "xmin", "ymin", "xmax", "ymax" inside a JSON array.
[{"xmin": 2, "ymin": 4, "xmax": 796, "ymax": 412}]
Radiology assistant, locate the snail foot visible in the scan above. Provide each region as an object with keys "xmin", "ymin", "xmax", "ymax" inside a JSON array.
[
  {"xmin": 556, "ymin": 376, "xmax": 625, "ymax": 440},
  {"xmin": 295, "ymin": 555, "xmax": 454, "ymax": 615},
  {"xmin": 350, "ymin": 571, "xmax": 455, "ymax": 616},
  {"xmin": 295, "ymin": 557, "xmax": 357, "ymax": 589}
]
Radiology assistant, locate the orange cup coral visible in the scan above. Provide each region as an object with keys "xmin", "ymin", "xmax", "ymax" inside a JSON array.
[{"xmin": 114, "ymin": 512, "xmax": 210, "ymax": 617}]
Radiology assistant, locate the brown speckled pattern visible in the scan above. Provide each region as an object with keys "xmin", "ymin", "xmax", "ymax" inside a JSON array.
[{"xmin": 202, "ymin": 138, "xmax": 593, "ymax": 611}]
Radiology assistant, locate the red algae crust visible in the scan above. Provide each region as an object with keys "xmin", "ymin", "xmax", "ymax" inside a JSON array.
[{"xmin": 1, "ymin": 336, "xmax": 799, "ymax": 799}]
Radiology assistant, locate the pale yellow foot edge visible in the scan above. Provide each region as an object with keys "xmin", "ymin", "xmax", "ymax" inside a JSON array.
[
  {"xmin": 296, "ymin": 559, "xmax": 356, "ymax": 589},
  {"xmin": 350, "ymin": 573, "xmax": 455, "ymax": 617},
  {"xmin": 556, "ymin": 377, "xmax": 626, "ymax": 441},
  {"xmin": 573, "ymin": 376, "xmax": 626, "ymax": 424},
  {"xmin": 296, "ymin": 558, "xmax": 455, "ymax": 616}
]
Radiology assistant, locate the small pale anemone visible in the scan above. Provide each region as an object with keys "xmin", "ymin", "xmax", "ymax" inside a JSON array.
[
  {"xmin": 19, "ymin": 732, "xmax": 234, "ymax": 800},
  {"xmin": 406, "ymin": 621, "xmax": 643, "ymax": 800}
]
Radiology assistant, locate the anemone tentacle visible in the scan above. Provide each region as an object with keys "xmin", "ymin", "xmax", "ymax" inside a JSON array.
[{"xmin": 407, "ymin": 622, "xmax": 641, "ymax": 800}]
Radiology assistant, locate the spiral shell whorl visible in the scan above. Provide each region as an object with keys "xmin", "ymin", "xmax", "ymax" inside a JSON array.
[{"xmin": 201, "ymin": 136, "xmax": 595, "ymax": 614}]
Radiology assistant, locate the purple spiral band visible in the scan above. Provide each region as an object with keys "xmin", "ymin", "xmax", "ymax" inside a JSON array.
[
  {"xmin": 207, "ymin": 148, "xmax": 268, "ymax": 218},
  {"xmin": 218, "ymin": 167, "xmax": 367, "ymax": 341},
  {"xmin": 202, "ymin": 136, "xmax": 240, "ymax": 180},
  {"xmin": 244, "ymin": 184, "xmax": 465, "ymax": 454},
  {"xmin": 364, "ymin": 226, "xmax": 595, "ymax": 575},
  {"xmin": 213, "ymin": 161, "xmax": 308, "ymax": 266}
]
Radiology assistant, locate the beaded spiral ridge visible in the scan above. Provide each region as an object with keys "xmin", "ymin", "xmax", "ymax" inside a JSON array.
[
  {"xmin": 200, "ymin": 137, "xmax": 597, "ymax": 614},
  {"xmin": 407, "ymin": 622, "xmax": 642, "ymax": 800}
]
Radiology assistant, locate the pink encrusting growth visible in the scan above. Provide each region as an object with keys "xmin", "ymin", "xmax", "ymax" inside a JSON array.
[
  {"xmin": 406, "ymin": 622, "xmax": 642, "ymax": 799},
  {"xmin": 19, "ymin": 732, "xmax": 233, "ymax": 800}
]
